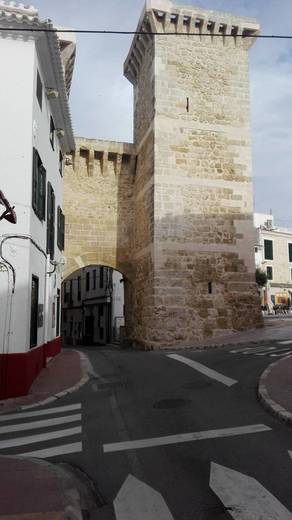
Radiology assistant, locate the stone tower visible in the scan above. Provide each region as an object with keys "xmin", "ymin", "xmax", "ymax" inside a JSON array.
[{"xmin": 123, "ymin": 0, "xmax": 262, "ymax": 347}]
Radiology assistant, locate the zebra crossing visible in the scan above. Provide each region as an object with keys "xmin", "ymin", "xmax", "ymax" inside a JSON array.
[
  {"xmin": 229, "ymin": 340, "xmax": 292, "ymax": 358},
  {"xmin": 0, "ymin": 402, "xmax": 82, "ymax": 458}
]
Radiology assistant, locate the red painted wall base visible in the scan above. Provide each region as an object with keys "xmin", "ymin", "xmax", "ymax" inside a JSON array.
[{"xmin": 0, "ymin": 337, "xmax": 61, "ymax": 399}]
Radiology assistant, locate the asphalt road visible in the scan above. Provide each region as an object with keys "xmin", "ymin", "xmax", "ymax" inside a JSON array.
[{"xmin": 2, "ymin": 341, "xmax": 292, "ymax": 519}]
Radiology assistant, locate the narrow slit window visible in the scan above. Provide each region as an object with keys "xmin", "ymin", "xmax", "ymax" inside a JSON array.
[{"xmin": 208, "ymin": 282, "xmax": 212, "ymax": 294}]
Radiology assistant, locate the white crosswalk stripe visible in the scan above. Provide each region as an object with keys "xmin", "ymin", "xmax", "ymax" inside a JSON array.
[
  {"xmin": 229, "ymin": 343, "xmax": 292, "ymax": 358},
  {"xmin": 0, "ymin": 402, "xmax": 83, "ymax": 458}
]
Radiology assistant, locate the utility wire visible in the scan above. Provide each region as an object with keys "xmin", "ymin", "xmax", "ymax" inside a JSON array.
[{"xmin": 0, "ymin": 27, "xmax": 291, "ymax": 39}]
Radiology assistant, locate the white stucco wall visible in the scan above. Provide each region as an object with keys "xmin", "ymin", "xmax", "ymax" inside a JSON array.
[{"xmin": 0, "ymin": 36, "xmax": 65, "ymax": 354}]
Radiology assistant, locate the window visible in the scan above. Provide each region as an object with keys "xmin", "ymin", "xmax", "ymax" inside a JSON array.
[
  {"xmin": 59, "ymin": 150, "xmax": 63, "ymax": 176},
  {"xmin": 57, "ymin": 206, "xmax": 65, "ymax": 251},
  {"xmin": 266, "ymin": 266, "xmax": 273, "ymax": 280},
  {"xmin": 36, "ymin": 70, "xmax": 42, "ymax": 110},
  {"xmin": 288, "ymin": 243, "xmax": 292, "ymax": 262},
  {"xmin": 86, "ymin": 272, "xmax": 90, "ymax": 291},
  {"xmin": 32, "ymin": 148, "xmax": 46, "ymax": 220},
  {"xmin": 93, "ymin": 269, "xmax": 96, "ymax": 290},
  {"xmin": 77, "ymin": 276, "xmax": 81, "ymax": 300},
  {"xmin": 64, "ymin": 282, "xmax": 68, "ymax": 303},
  {"xmin": 99, "ymin": 266, "xmax": 104, "ymax": 288},
  {"xmin": 46, "ymin": 182, "xmax": 55, "ymax": 259},
  {"xmin": 49, "ymin": 116, "xmax": 55, "ymax": 150},
  {"xmin": 264, "ymin": 239, "xmax": 273, "ymax": 260},
  {"xmin": 30, "ymin": 276, "xmax": 39, "ymax": 348},
  {"xmin": 208, "ymin": 282, "xmax": 212, "ymax": 294}
]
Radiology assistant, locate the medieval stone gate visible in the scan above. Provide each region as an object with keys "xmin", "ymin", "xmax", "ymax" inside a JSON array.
[{"xmin": 63, "ymin": 0, "xmax": 262, "ymax": 349}]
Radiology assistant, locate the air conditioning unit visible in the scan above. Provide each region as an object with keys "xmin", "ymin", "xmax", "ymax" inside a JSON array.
[
  {"xmin": 56, "ymin": 128, "xmax": 65, "ymax": 138},
  {"xmin": 46, "ymin": 88, "xmax": 59, "ymax": 99}
]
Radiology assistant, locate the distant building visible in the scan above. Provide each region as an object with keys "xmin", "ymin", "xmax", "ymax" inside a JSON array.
[
  {"xmin": 62, "ymin": 266, "xmax": 124, "ymax": 345},
  {"xmin": 0, "ymin": 2, "xmax": 75, "ymax": 398},
  {"xmin": 254, "ymin": 213, "xmax": 292, "ymax": 307}
]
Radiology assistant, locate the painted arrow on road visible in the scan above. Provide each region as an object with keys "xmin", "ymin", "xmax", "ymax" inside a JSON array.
[
  {"xmin": 210, "ymin": 462, "xmax": 292, "ymax": 519},
  {"xmin": 114, "ymin": 474, "xmax": 174, "ymax": 520}
]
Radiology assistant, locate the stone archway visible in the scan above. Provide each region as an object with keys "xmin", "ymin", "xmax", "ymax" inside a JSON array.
[{"xmin": 63, "ymin": 138, "xmax": 138, "ymax": 346}]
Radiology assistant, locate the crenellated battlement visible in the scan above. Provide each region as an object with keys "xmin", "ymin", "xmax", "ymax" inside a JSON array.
[
  {"xmin": 69, "ymin": 138, "xmax": 137, "ymax": 178},
  {"xmin": 124, "ymin": 0, "xmax": 259, "ymax": 85}
]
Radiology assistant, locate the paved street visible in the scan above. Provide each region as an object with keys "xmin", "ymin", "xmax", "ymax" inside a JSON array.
[{"xmin": 1, "ymin": 341, "xmax": 292, "ymax": 518}]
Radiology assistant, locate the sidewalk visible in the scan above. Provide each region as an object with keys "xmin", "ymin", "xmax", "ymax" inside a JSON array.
[
  {"xmin": 0, "ymin": 349, "xmax": 90, "ymax": 519},
  {"xmin": 0, "ymin": 350, "xmax": 88, "ymax": 413},
  {"xmin": 258, "ymin": 354, "xmax": 292, "ymax": 426}
]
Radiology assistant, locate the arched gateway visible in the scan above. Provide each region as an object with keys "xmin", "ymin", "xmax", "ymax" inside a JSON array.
[{"xmin": 64, "ymin": 0, "xmax": 262, "ymax": 349}]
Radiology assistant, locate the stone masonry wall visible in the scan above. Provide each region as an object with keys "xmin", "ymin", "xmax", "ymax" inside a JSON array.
[
  {"xmin": 63, "ymin": 138, "xmax": 136, "ymax": 339},
  {"xmin": 123, "ymin": 0, "xmax": 263, "ymax": 347}
]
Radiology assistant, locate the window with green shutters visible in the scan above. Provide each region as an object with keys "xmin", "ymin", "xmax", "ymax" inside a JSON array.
[
  {"xmin": 32, "ymin": 148, "xmax": 46, "ymax": 220},
  {"xmin": 288, "ymin": 243, "xmax": 292, "ymax": 262},
  {"xmin": 57, "ymin": 206, "xmax": 65, "ymax": 251},
  {"xmin": 264, "ymin": 239, "xmax": 273, "ymax": 260},
  {"xmin": 266, "ymin": 266, "xmax": 273, "ymax": 280},
  {"xmin": 47, "ymin": 182, "xmax": 55, "ymax": 259}
]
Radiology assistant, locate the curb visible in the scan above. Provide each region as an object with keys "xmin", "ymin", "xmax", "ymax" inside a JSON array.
[
  {"xmin": 0, "ymin": 455, "xmax": 83, "ymax": 520},
  {"xmin": 257, "ymin": 355, "xmax": 292, "ymax": 427},
  {"xmin": 0, "ymin": 350, "xmax": 92, "ymax": 414}
]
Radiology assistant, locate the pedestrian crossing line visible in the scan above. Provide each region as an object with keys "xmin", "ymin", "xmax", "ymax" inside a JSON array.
[
  {"xmin": 229, "ymin": 345, "xmax": 292, "ymax": 358},
  {"xmin": 18, "ymin": 442, "xmax": 83, "ymax": 459},
  {"xmin": 0, "ymin": 403, "xmax": 81, "ymax": 422},
  {"xmin": 0, "ymin": 414, "xmax": 81, "ymax": 435},
  {"xmin": 167, "ymin": 354, "xmax": 237, "ymax": 387},
  {"xmin": 270, "ymin": 351, "xmax": 292, "ymax": 358},
  {"xmin": 0, "ymin": 426, "xmax": 82, "ymax": 450},
  {"xmin": 278, "ymin": 340, "xmax": 292, "ymax": 345},
  {"xmin": 104, "ymin": 424, "xmax": 271, "ymax": 453}
]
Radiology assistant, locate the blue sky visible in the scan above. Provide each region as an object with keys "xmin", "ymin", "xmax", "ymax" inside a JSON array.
[{"xmin": 35, "ymin": 1, "xmax": 292, "ymax": 226}]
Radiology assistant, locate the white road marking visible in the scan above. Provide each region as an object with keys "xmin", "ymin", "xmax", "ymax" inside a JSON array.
[
  {"xmin": 0, "ymin": 426, "xmax": 82, "ymax": 449},
  {"xmin": 245, "ymin": 346, "xmax": 277, "ymax": 354},
  {"xmin": 103, "ymin": 424, "xmax": 271, "ymax": 453},
  {"xmin": 18, "ymin": 442, "xmax": 82, "ymax": 458},
  {"xmin": 229, "ymin": 347, "xmax": 255, "ymax": 353},
  {"xmin": 210, "ymin": 462, "xmax": 292, "ymax": 519},
  {"xmin": 278, "ymin": 340, "xmax": 292, "ymax": 345},
  {"xmin": 114, "ymin": 474, "xmax": 174, "ymax": 520},
  {"xmin": 0, "ymin": 414, "xmax": 81, "ymax": 434},
  {"xmin": 167, "ymin": 354, "xmax": 237, "ymax": 386},
  {"xmin": 288, "ymin": 450, "xmax": 292, "ymax": 459},
  {"xmin": 270, "ymin": 351, "xmax": 292, "ymax": 358},
  {"xmin": 0, "ymin": 403, "xmax": 81, "ymax": 422}
]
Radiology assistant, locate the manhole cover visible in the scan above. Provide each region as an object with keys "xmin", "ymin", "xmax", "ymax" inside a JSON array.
[{"xmin": 153, "ymin": 398, "xmax": 191, "ymax": 409}]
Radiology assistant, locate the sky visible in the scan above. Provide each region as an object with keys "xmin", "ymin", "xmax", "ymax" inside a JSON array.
[{"xmin": 35, "ymin": 0, "xmax": 292, "ymax": 226}]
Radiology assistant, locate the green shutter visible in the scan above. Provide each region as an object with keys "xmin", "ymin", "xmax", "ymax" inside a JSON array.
[
  {"xmin": 47, "ymin": 183, "xmax": 55, "ymax": 259},
  {"xmin": 289, "ymin": 243, "xmax": 292, "ymax": 262},
  {"xmin": 264, "ymin": 240, "xmax": 273, "ymax": 260},
  {"xmin": 32, "ymin": 148, "xmax": 38, "ymax": 213}
]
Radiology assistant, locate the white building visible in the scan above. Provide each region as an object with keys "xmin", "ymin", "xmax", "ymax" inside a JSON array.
[
  {"xmin": 254, "ymin": 213, "xmax": 292, "ymax": 308},
  {"xmin": 62, "ymin": 266, "xmax": 125, "ymax": 345},
  {"xmin": 0, "ymin": 2, "xmax": 75, "ymax": 398}
]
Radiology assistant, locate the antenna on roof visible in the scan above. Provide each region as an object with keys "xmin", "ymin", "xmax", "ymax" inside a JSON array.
[{"xmin": 0, "ymin": 190, "xmax": 17, "ymax": 224}]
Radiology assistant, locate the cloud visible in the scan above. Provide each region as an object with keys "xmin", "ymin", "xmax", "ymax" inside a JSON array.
[{"xmin": 35, "ymin": 0, "xmax": 292, "ymax": 224}]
